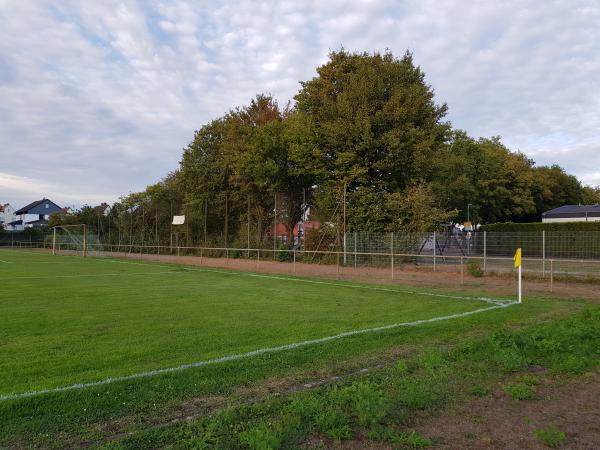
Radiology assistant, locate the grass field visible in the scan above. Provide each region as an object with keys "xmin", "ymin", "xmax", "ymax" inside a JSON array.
[
  {"xmin": 0, "ymin": 248, "xmax": 509, "ymax": 398},
  {"xmin": 0, "ymin": 248, "xmax": 597, "ymax": 448}
]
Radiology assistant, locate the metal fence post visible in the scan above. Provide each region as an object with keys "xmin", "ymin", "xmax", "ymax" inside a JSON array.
[
  {"xmin": 542, "ymin": 230, "xmax": 546, "ymax": 277},
  {"xmin": 483, "ymin": 231, "xmax": 487, "ymax": 274},
  {"xmin": 461, "ymin": 256, "xmax": 464, "ymax": 284},
  {"xmin": 391, "ymin": 232, "xmax": 394, "ymax": 280},
  {"xmin": 433, "ymin": 231, "xmax": 436, "ymax": 272},
  {"xmin": 550, "ymin": 259, "xmax": 554, "ymax": 292},
  {"xmin": 354, "ymin": 232, "xmax": 357, "ymax": 268},
  {"xmin": 293, "ymin": 249, "xmax": 296, "ymax": 273}
]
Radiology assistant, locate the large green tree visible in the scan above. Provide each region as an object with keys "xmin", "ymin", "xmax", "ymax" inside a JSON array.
[{"xmin": 292, "ymin": 50, "xmax": 451, "ymax": 231}]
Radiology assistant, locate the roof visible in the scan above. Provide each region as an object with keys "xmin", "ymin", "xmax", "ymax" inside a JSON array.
[
  {"xmin": 542, "ymin": 205, "xmax": 600, "ymax": 218},
  {"xmin": 14, "ymin": 198, "xmax": 62, "ymax": 215},
  {"xmin": 93, "ymin": 203, "xmax": 111, "ymax": 214},
  {"xmin": 8, "ymin": 220, "xmax": 22, "ymax": 226}
]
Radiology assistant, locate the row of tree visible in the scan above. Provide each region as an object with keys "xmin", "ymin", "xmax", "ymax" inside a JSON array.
[{"xmin": 50, "ymin": 50, "xmax": 600, "ymax": 246}]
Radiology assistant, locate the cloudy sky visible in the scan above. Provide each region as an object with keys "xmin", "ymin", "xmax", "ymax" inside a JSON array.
[{"xmin": 1, "ymin": 0, "xmax": 599, "ymax": 208}]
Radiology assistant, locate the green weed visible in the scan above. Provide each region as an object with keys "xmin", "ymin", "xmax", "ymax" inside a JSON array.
[
  {"xmin": 467, "ymin": 261, "xmax": 483, "ymax": 277},
  {"xmin": 469, "ymin": 386, "xmax": 490, "ymax": 397},
  {"xmin": 503, "ymin": 382, "xmax": 537, "ymax": 400},
  {"xmin": 239, "ymin": 423, "xmax": 280, "ymax": 450},
  {"xmin": 534, "ymin": 425, "xmax": 566, "ymax": 448}
]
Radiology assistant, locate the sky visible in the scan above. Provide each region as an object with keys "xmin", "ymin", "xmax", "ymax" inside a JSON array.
[{"xmin": 1, "ymin": 0, "xmax": 599, "ymax": 209}]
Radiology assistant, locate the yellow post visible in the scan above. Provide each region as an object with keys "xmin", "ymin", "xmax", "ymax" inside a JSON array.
[{"xmin": 514, "ymin": 248, "xmax": 522, "ymax": 303}]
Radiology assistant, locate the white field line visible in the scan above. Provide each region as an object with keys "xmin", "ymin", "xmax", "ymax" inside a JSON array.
[
  {"xmin": 0, "ymin": 259, "xmax": 13, "ymax": 263},
  {"xmin": 98, "ymin": 257, "xmax": 513, "ymax": 306},
  {"xmin": 0, "ymin": 301, "xmax": 516, "ymax": 402}
]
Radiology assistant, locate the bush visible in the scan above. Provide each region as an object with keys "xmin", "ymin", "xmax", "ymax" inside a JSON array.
[
  {"xmin": 534, "ymin": 425, "xmax": 566, "ymax": 448},
  {"xmin": 480, "ymin": 222, "xmax": 600, "ymax": 232},
  {"xmin": 467, "ymin": 261, "xmax": 483, "ymax": 277}
]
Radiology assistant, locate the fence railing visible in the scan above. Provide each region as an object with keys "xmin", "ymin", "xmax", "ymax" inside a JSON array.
[
  {"xmin": 48, "ymin": 241, "xmax": 600, "ymax": 281},
  {"xmin": 3, "ymin": 230, "xmax": 600, "ymax": 281}
]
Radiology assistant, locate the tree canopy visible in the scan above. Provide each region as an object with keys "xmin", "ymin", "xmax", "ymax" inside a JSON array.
[{"xmin": 58, "ymin": 50, "xmax": 600, "ymax": 245}]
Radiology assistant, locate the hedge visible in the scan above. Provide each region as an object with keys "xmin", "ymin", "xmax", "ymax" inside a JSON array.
[{"xmin": 480, "ymin": 221, "xmax": 600, "ymax": 232}]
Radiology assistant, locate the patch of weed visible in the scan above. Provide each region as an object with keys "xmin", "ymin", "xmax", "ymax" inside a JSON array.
[
  {"xmin": 534, "ymin": 425, "xmax": 566, "ymax": 448},
  {"xmin": 504, "ymin": 382, "xmax": 537, "ymax": 400},
  {"xmin": 467, "ymin": 261, "xmax": 483, "ymax": 277},
  {"xmin": 239, "ymin": 423, "xmax": 280, "ymax": 450},
  {"xmin": 470, "ymin": 386, "xmax": 490, "ymax": 397}
]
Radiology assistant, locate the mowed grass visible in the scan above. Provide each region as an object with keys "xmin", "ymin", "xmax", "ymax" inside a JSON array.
[{"xmin": 0, "ymin": 249, "xmax": 499, "ymax": 397}]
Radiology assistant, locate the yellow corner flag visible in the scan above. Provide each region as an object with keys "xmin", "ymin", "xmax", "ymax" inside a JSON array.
[{"xmin": 514, "ymin": 248, "xmax": 522, "ymax": 268}]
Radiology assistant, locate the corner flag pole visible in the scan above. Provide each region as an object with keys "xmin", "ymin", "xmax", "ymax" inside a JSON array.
[{"xmin": 514, "ymin": 248, "xmax": 522, "ymax": 303}]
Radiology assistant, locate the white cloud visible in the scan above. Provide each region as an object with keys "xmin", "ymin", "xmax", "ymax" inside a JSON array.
[{"xmin": 1, "ymin": 0, "xmax": 599, "ymax": 209}]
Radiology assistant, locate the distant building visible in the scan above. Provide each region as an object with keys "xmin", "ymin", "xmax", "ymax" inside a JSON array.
[
  {"xmin": 13, "ymin": 198, "xmax": 62, "ymax": 229},
  {"xmin": 93, "ymin": 202, "xmax": 111, "ymax": 216},
  {"xmin": 542, "ymin": 205, "xmax": 600, "ymax": 223},
  {"xmin": 269, "ymin": 220, "xmax": 322, "ymax": 244},
  {"xmin": 0, "ymin": 203, "xmax": 17, "ymax": 230}
]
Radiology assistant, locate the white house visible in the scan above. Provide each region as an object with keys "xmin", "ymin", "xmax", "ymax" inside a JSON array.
[
  {"xmin": 0, "ymin": 203, "xmax": 17, "ymax": 230},
  {"xmin": 12, "ymin": 198, "xmax": 62, "ymax": 230}
]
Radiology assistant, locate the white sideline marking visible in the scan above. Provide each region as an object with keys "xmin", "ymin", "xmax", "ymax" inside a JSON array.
[
  {"xmin": 0, "ymin": 259, "xmax": 12, "ymax": 264},
  {"xmin": 0, "ymin": 301, "xmax": 516, "ymax": 402}
]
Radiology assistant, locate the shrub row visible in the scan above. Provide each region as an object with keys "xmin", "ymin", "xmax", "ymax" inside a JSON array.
[{"xmin": 480, "ymin": 221, "xmax": 600, "ymax": 232}]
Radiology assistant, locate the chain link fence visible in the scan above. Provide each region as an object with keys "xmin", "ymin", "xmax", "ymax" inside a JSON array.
[{"xmin": 2, "ymin": 229, "xmax": 599, "ymax": 281}]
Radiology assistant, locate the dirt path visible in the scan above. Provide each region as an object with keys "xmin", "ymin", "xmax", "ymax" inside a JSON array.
[{"xmin": 413, "ymin": 371, "xmax": 600, "ymax": 449}]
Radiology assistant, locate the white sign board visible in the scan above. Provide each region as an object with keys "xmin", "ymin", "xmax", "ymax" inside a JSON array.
[{"xmin": 172, "ymin": 215, "xmax": 185, "ymax": 225}]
